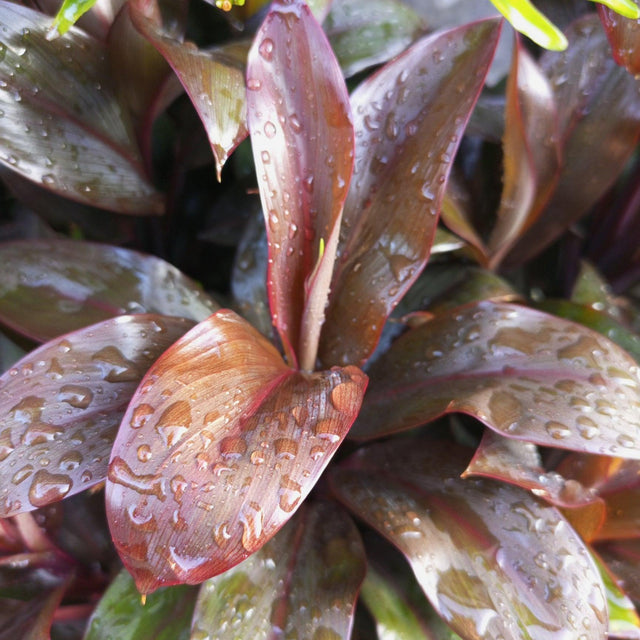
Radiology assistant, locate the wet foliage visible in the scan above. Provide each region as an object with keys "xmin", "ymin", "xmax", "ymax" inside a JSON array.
[{"xmin": 2, "ymin": 0, "xmax": 640, "ymax": 638}]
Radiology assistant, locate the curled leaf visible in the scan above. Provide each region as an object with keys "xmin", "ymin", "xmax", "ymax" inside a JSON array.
[{"xmin": 106, "ymin": 310, "xmax": 367, "ymax": 592}]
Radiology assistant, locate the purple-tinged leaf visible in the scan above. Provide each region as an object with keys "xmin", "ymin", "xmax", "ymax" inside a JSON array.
[
  {"xmin": 0, "ymin": 239, "xmax": 218, "ymax": 342},
  {"xmin": 464, "ymin": 429, "xmax": 604, "ymax": 510},
  {"xmin": 319, "ymin": 19, "xmax": 501, "ymax": 368},
  {"xmin": 106, "ymin": 1, "xmax": 176, "ymax": 165},
  {"xmin": 191, "ymin": 501, "xmax": 366, "ymax": 639},
  {"xmin": 351, "ymin": 300, "xmax": 640, "ymax": 461},
  {"xmin": 440, "ymin": 172, "xmax": 489, "ymax": 266},
  {"xmin": 0, "ymin": 314, "xmax": 193, "ymax": 517},
  {"xmin": 487, "ymin": 40, "xmax": 560, "ymax": 269},
  {"xmin": 0, "ymin": 1, "xmax": 162, "ymax": 215},
  {"xmin": 331, "ymin": 438, "xmax": 608, "ymax": 639},
  {"xmin": 597, "ymin": 540, "xmax": 640, "ymax": 606},
  {"xmin": 324, "ymin": 0, "xmax": 426, "ymax": 77},
  {"xmin": 599, "ymin": 5, "xmax": 640, "ymax": 75},
  {"xmin": 247, "ymin": 0, "xmax": 354, "ymax": 369},
  {"xmin": 84, "ymin": 569, "xmax": 197, "ymax": 640},
  {"xmin": 129, "ymin": 0, "xmax": 248, "ymax": 180},
  {"xmin": 106, "ymin": 310, "xmax": 367, "ymax": 593},
  {"xmin": 505, "ymin": 15, "xmax": 640, "ymax": 266}
]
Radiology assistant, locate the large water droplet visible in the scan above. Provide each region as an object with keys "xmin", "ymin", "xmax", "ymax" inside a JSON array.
[
  {"xmin": 92, "ymin": 346, "xmax": 139, "ymax": 382},
  {"xmin": 58, "ymin": 450, "xmax": 82, "ymax": 471},
  {"xmin": 330, "ymin": 381, "xmax": 358, "ymax": 413},
  {"xmin": 58, "ymin": 384, "xmax": 93, "ymax": 409},
  {"xmin": 278, "ymin": 475, "xmax": 302, "ymax": 512},
  {"xmin": 28, "ymin": 469, "xmax": 72, "ymax": 507},
  {"xmin": 130, "ymin": 403, "xmax": 154, "ymax": 429},
  {"xmin": 313, "ymin": 419, "xmax": 340, "ymax": 443},
  {"xmin": 258, "ymin": 37, "xmax": 275, "ymax": 61},
  {"xmin": 108, "ymin": 457, "xmax": 166, "ymax": 499},
  {"xmin": 274, "ymin": 438, "xmax": 298, "ymax": 460},
  {"xmin": 155, "ymin": 401, "xmax": 191, "ymax": 447},
  {"xmin": 240, "ymin": 502, "xmax": 264, "ymax": 551}
]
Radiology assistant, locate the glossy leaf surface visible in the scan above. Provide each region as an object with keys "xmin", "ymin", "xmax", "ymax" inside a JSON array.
[
  {"xmin": 331, "ymin": 438, "xmax": 608, "ymax": 639},
  {"xmin": 324, "ymin": 0, "xmax": 425, "ymax": 77},
  {"xmin": 464, "ymin": 429, "xmax": 604, "ymax": 510},
  {"xmin": 130, "ymin": 0, "xmax": 248, "ymax": 179},
  {"xmin": 599, "ymin": 5, "xmax": 640, "ymax": 74},
  {"xmin": 106, "ymin": 310, "xmax": 367, "ymax": 592},
  {"xmin": 84, "ymin": 569, "xmax": 197, "ymax": 640},
  {"xmin": 320, "ymin": 19, "xmax": 501, "ymax": 368},
  {"xmin": 0, "ymin": 2, "xmax": 162, "ymax": 214},
  {"xmin": 506, "ymin": 15, "xmax": 640, "ymax": 266},
  {"xmin": 247, "ymin": 0, "xmax": 354, "ymax": 368},
  {"xmin": 0, "ymin": 240, "xmax": 218, "ymax": 342},
  {"xmin": 352, "ymin": 300, "xmax": 640, "ymax": 460},
  {"xmin": 0, "ymin": 314, "xmax": 193, "ymax": 517},
  {"xmin": 487, "ymin": 42, "xmax": 560, "ymax": 269},
  {"xmin": 191, "ymin": 501, "xmax": 366, "ymax": 639}
]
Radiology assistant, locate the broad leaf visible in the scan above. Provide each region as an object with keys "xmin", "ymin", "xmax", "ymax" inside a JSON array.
[
  {"xmin": 599, "ymin": 4, "xmax": 640, "ymax": 74},
  {"xmin": 351, "ymin": 300, "xmax": 640, "ymax": 461},
  {"xmin": 319, "ymin": 19, "xmax": 501, "ymax": 368},
  {"xmin": 0, "ymin": 1, "xmax": 162, "ymax": 214},
  {"xmin": 0, "ymin": 314, "xmax": 193, "ymax": 517},
  {"xmin": 0, "ymin": 239, "xmax": 218, "ymax": 342},
  {"xmin": 129, "ymin": 0, "xmax": 248, "ymax": 179},
  {"xmin": 191, "ymin": 501, "xmax": 366, "ymax": 639},
  {"xmin": 84, "ymin": 569, "xmax": 197, "ymax": 640},
  {"xmin": 106, "ymin": 310, "xmax": 367, "ymax": 592},
  {"xmin": 464, "ymin": 429, "xmax": 605, "ymax": 510},
  {"xmin": 538, "ymin": 299, "xmax": 640, "ymax": 364},
  {"xmin": 324, "ymin": 0, "xmax": 425, "ymax": 77},
  {"xmin": 247, "ymin": 0, "xmax": 354, "ymax": 369},
  {"xmin": 331, "ymin": 438, "xmax": 608, "ymax": 639},
  {"xmin": 487, "ymin": 41, "xmax": 560, "ymax": 269},
  {"xmin": 505, "ymin": 15, "xmax": 640, "ymax": 266}
]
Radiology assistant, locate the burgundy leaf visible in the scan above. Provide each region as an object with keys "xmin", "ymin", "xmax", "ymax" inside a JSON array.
[
  {"xmin": 106, "ymin": 310, "xmax": 367, "ymax": 593},
  {"xmin": 351, "ymin": 300, "xmax": 640, "ymax": 461},
  {"xmin": 599, "ymin": 5, "xmax": 640, "ymax": 75},
  {"xmin": 487, "ymin": 39, "xmax": 560, "ymax": 269},
  {"xmin": 464, "ymin": 429, "xmax": 604, "ymax": 510},
  {"xmin": 319, "ymin": 19, "xmax": 501, "ymax": 368},
  {"xmin": 191, "ymin": 501, "xmax": 366, "ymax": 638},
  {"xmin": 0, "ymin": 314, "xmax": 193, "ymax": 517},
  {"xmin": 129, "ymin": 0, "xmax": 248, "ymax": 179},
  {"xmin": 0, "ymin": 1, "xmax": 162, "ymax": 215},
  {"xmin": 324, "ymin": 0, "xmax": 426, "ymax": 77},
  {"xmin": 246, "ymin": 0, "xmax": 354, "ymax": 369},
  {"xmin": 331, "ymin": 438, "xmax": 608, "ymax": 639},
  {"xmin": 0, "ymin": 239, "xmax": 218, "ymax": 342},
  {"xmin": 505, "ymin": 15, "xmax": 640, "ymax": 266}
]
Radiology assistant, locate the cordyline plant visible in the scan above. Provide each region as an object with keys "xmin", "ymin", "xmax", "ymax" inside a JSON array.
[{"xmin": 3, "ymin": 0, "xmax": 640, "ymax": 638}]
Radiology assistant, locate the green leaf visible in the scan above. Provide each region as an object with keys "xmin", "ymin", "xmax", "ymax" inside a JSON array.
[
  {"xmin": 83, "ymin": 570, "xmax": 197, "ymax": 640},
  {"xmin": 106, "ymin": 310, "xmax": 367, "ymax": 593},
  {"xmin": 331, "ymin": 438, "xmax": 608, "ymax": 639},
  {"xmin": 191, "ymin": 502, "xmax": 366, "ymax": 639},
  {"xmin": 594, "ymin": 0, "xmax": 640, "ymax": 20},
  {"xmin": 352, "ymin": 300, "xmax": 640, "ymax": 460},
  {"xmin": 50, "ymin": 0, "xmax": 99, "ymax": 38},
  {"xmin": 324, "ymin": 0, "xmax": 425, "ymax": 77},
  {"xmin": 489, "ymin": 0, "xmax": 568, "ymax": 50},
  {"xmin": 0, "ymin": 314, "xmax": 194, "ymax": 516}
]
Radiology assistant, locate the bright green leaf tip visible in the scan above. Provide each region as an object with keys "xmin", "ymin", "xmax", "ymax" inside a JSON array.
[
  {"xmin": 490, "ymin": 0, "xmax": 568, "ymax": 50},
  {"xmin": 50, "ymin": 0, "xmax": 98, "ymax": 37},
  {"xmin": 593, "ymin": 0, "xmax": 640, "ymax": 19}
]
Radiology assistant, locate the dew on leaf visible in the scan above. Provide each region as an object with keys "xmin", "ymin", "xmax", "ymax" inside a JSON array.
[
  {"xmin": 130, "ymin": 403, "xmax": 155, "ymax": 429},
  {"xmin": 258, "ymin": 37, "xmax": 275, "ymax": 61},
  {"xmin": 92, "ymin": 346, "xmax": 139, "ymax": 382},
  {"xmin": 155, "ymin": 400, "xmax": 191, "ymax": 447},
  {"xmin": 28, "ymin": 469, "xmax": 72, "ymax": 507},
  {"xmin": 108, "ymin": 457, "xmax": 166, "ymax": 500},
  {"xmin": 137, "ymin": 444, "xmax": 152, "ymax": 462},
  {"xmin": 58, "ymin": 450, "xmax": 82, "ymax": 471},
  {"xmin": 274, "ymin": 437, "xmax": 298, "ymax": 460},
  {"xmin": 12, "ymin": 464, "xmax": 33, "ymax": 485},
  {"xmin": 313, "ymin": 418, "xmax": 341, "ymax": 443},
  {"xmin": 57, "ymin": 384, "xmax": 93, "ymax": 409}
]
